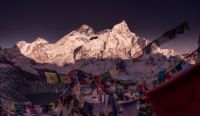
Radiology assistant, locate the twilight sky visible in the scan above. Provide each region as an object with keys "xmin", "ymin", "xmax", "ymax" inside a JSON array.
[{"xmin": 0, "ymin": 0, "xmax": 200, "ymax": 54}]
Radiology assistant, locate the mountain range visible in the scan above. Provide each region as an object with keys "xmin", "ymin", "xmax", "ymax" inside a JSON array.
[
  {"xmin": 1, "ymin": 21, "xmax": 188, "ymax": 77},
  {"xmin": 1, "ymin": 21, "xmax": 196, "ymax": 101}
]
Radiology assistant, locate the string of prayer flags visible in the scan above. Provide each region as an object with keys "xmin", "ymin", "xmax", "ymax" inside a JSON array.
[
  {"xmin": 143, "ymin": 22, "xmax": 189, "ymax": 54},
  {"xmin": 154, "ymin": 22, "xmax": 189, "ymax": 47},
  {"xmin": 35, "ymin": 64, "xmax": 135, "ymax": 88},
  {"xmin": 168, "ymin": 61, "xmax": 191, "ymax": 78},
  {"xmin": 155, "ymin": 55, "xmax": 193, "ymax": 86},
  {"xmin": 0, "ymin": 87, "xmax": 95, "ymax": 116},
  {"xmin": 28, "ymin": 67, "xmax": 146, "ymax": 115}
]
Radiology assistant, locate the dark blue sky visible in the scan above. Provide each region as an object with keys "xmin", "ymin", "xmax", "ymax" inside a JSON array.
[{"xmin": 0, "ymin": 0, "xmax": 200, "ymax": 54}]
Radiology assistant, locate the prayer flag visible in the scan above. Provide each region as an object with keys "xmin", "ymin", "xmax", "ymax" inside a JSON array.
[
  {"xmin": 15, "ymin": 104, "xmax": 26, "ymax": 115},
  {"xmin": 165, "ymin": 71, "xmax": 173, "ymax": 80},
  {"xmin": 171, "ymin": 68, "xmax": 177, "ymax": 76},
  {"xmin": 153, "ymin": 36, "xmax": 171, "ymax": 47},
  {"xmin": 158, "ymin": 70, "xmax": 166, "ymax": 83},
  {"xmin": 45, "ymin": 72, "xmax": 59, "ymax": 84},
  {"xmin": 143, "ymin": 42, "xmax": 153, "ymax": 54},
  {"xmin": 1, "ymin": 99, "xmax": 15, "ymax": 112},
  {"xmin": 25, "ymin": 104, "xmax": 37, "ymax": 115},
  {"xmin": 58, "ymin": 74, "xmax": 71, "ymax": 84},
  {"xmin": 174, "ymin": 22, "xmax": 189, "ymax": 34},
  {"xmin": 175, "ymin": 63, "xmax": 183, "ymax": 72},
  {"xmin": 146, "ymin": 63, "xmax": 200, "ymax": 116},
  {"xmin": 101, "ymin": 71, "xmax": 112, "ymax": 81}
]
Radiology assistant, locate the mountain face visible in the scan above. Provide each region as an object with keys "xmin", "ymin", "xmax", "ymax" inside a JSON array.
[{"xmin": 16, "ymin": 21, "xmax": 176, "ymax": 67}]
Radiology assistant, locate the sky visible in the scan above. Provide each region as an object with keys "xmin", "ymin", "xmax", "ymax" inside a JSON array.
[{"xmin": 0, "ymin": 0, "xmax": 200, "ymax": 54}]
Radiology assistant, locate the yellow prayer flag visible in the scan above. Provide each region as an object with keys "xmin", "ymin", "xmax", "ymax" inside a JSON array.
[
  {"xmin": 45, "ymin": 72, "xmax": 59, "ymax": 84},
  {"xmin": 1, "ymin": 99, "xmax": 15, "ymax": 112}
]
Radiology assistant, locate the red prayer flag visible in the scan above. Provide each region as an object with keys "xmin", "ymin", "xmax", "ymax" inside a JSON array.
[
  {"xmin": 165, "ymin": 71, "xmax": 173, "ymax": 80},
  {"xmin": 146, "ymin": 63, "xmax": 200, "ymax": 116}
]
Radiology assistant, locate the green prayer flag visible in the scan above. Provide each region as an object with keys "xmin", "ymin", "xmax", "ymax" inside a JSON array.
[
  {"xmin": 101, "ymin": 71, "xmax": 112, "ymax": 81},
  {"xmin": 58, "ymin": 74, "xmax": 71, "ymax": 84}
]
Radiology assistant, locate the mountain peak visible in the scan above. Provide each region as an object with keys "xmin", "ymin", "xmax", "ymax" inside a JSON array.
[
  {"xmin": 112, "ymin": 20, "xmax": 129, "ymax": 32},
  {"xmin": 76, "ymin": 24, "xmax": 94, "ymax": 35},
  {"xmin": 80, "ymin": 24, "xmax": 92, "ymax": 29},
  {"xmin": 33, "ymin": 37, "xmax": 48, "ymax": 44}
]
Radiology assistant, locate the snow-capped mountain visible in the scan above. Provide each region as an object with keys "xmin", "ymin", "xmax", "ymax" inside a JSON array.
[
  {"xmin": 16, "ymin": 21, "xmax": 176, "ymax": 67},
  {"xmin": 0, "ymin": 21, "xmax": 191, "ymax": 102}
]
